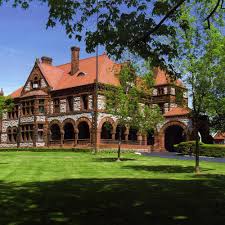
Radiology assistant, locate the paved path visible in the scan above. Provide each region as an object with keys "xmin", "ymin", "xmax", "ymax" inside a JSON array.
[{"xmin": 141, "ymin": 151, "xmax": 225, "ymax": 163}]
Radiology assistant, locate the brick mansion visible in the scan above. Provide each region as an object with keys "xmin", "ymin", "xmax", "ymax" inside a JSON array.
[{"xmin": 0, "ymin": 47, "xmax": 192, "ymax": 151}]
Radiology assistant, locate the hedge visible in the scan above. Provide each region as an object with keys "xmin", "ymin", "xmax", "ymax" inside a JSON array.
[
  {"xmin": 0, "ymin": 147, "xmax": 136, "ymax": 153},
  {"xmin": 174, "ymin": 141, "xmax": 225, "ymax": 158}
]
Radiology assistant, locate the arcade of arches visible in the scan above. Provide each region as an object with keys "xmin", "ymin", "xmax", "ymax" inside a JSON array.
[{"xmin": 47, "ymin": 117, "xmax": 188, "ymax": 151}]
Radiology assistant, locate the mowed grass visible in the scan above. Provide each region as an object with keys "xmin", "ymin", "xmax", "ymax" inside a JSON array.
[{"xmin": 0, "ymin": 151, "xmax": 225, "ymax": 225}]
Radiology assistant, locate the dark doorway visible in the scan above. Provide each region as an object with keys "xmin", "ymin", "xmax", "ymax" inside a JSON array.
[
  {"xmin": 50, "ymin": 124, "xmax": 61, "ymax": 141},
  {"xmin": 101, "ymin": 122, "xmax": 113, "ymax": 139},
  {"xmin": 78, "ymin": 121, "xmax": 90, "ymax": 139},
  {"xmin": 165, "ymin": 125, "xmax": 186, "ymax": 152},
  {"xmin": 64, "ymin": 123, "xmax": 75, "ymax": 140},
  {"xmin": 128, "ymin": 127, "xmax": 138, "ymax": 141},
  {"xmin": 147, "ymin": 130, "xmax": 155, "ymax": 145},
  {"xmin": 115, "ymin": 125, "xmax": 126, "ymax": 141}
]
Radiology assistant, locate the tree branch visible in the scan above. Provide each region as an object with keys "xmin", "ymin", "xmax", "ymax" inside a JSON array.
[
  {"xmin": 205, "ymin": 0, "xmax": 221, "ymax": 29},
  {"xmin": 140, "ymin": 0, "xmax": 186, "ymax": 42}
]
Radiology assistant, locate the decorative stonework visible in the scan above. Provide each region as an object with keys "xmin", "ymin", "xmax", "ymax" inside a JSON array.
[
  {"xmin": 98, "ymin": 113, "xmax": 117, "ymax": 125},
  {"xmin": 2, "ymin": 113, "xmax": 7, "ymax": 120},
  {"xmin": 74, "ymin": 97, "xmax": 81, "ymax": 111},
  {"xmin": 0, "ymin": 143, "xmax": 17, "ymax": 148},
  {"xmin": 170, "ymin": 103, "xmax": 177, "ymax": 109},
  {"xmin": 153, "ymin": 89, "xmax": 157, "ymax": 96},
  {"xmin": 20, "ymin": 143, "xmax": 34, "ymax": 147},
  {"xmin": 164, "ymin": 87, "xmax": 168, "ymax": 94},
  {"xmin": 98, "ymin": 95, "xmax": 106, "ymax": 110},
  {"xmin": 36, "ymin": 142, "xmax": 45, "ymax": 147},
  {"xmin": 2, "ymin": 120, "xmax": 19, "ymax": 132},
  {"xmin": 60, "ymin": 99, "xmax": 67, "ymax": 113},
  {"xmin": 50, "ymin": 101, "xmax": 54, "ymax": 114},
  {"xmin": 36, "ymin": 116, "xmax": 46, "ymax": 122},
  {"xmin": 20, "ymin": 116, "xmax": 34, "ymax": 123},
  {"xmin": 41, "ymin": 79, "xmax": 47, "ymax": 88},
  {"xmin": 88, "ymin": 95, "xmax": 93, "ymax": 110},
  {"xmin": 164, "ymin": 103, "xmax": 169, "ymax": 113},
  {"xmin": 1, "ymin": 134, "xmax": 7, "ymax": 143},
  {"xmin": 170, "ymin": 87, "xmax": 175, "ymax": 95},
  {"xmin": 24, "ymin": 82, "xmax": 31, "ymax": 91},
  {"xmin": 48, "ymin": 112, "xmax": 92, "ymax": 123}
]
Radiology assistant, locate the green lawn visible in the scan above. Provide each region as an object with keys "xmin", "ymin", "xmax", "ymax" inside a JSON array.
[{"xmin": 0, "ymin": 151, "xmax": 225, "ymax": 225}]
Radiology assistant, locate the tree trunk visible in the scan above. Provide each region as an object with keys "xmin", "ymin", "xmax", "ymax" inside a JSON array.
[
  {"xmin": 117, "ymin": 126, "xmax": 122, "ymax": 161},
  {"xmin": 194, "ymin": 121, "xmax": 200, "ymax": 174}
]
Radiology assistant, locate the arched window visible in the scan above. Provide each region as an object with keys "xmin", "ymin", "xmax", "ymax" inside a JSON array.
[
  {"xmin": 128, "ymin": 127, "xmax": 138, "ymax": 141},
  {"xmin": 7, "ymin": 128, "xmax": 12, "ymax": 143},
  {"xmin": 101, "ymin": 122, "xmax": 113, "ymax": 139},
  {"xmin": 78, "ymin": 121, "xmax": 90, "ymax": 140},
  {"xmin": 115, "ymin": 125, "xmax": 126, "ymax": 141},
  {"xmin": 50, "ymin": 124, "xmax": 61, "ymax": 141},
  {"xmin": 64, "ymin": 123, "xmax": 75, "ymax": 140}
]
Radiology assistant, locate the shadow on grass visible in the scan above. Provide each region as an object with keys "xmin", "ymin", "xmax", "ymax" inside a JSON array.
[
  {"xmin": 0, "ymin": 173, "xmax": 225, "ymax": 225},
  {"xmin": 93, "ymin": 157, "xmax": 136, "ymax": 162},
  {"xmin": 123, "ymin": 165, "xmax": 213, "ymax": 173}
]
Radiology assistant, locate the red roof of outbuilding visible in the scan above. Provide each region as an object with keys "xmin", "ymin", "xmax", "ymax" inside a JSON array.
[
  {"xmin": 164, "ymin": 107, "xmax": 190, "ymax": 117},
  {"xmin": 214, "ymin": 132, "xmax": 225, "ymax": 140}
]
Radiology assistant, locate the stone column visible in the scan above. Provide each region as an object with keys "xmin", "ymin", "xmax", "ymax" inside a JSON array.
[
  {"xmin": 143, "ymin": 134, "xmax": 147, "ymax": 146},
  {"xmin": 137, "ymin": 132, "xmax": 143, "ymax": 145},
  {"xmin": 74, "ymin": 129, "xmax": 78, "ymax": 147},
  {"xmin": 60, "ymin": 132, "xmax": 64, "ymax": 147},
  {"xmin": 111, "ymin": 132, "xmax": 116, "ymax": 141}
]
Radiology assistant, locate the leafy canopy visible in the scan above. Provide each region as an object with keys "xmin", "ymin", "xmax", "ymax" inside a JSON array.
[{"xmin": 2, "ymin": 0, "xmax": 225, "ymax": 74}]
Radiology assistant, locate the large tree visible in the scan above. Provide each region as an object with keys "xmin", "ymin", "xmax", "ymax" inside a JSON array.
[
  {"xmin": 0, "ymin": 96, "xmax": 14, "ymax": 116},
  {"xmin": 105, "ymin": 63, "xmax": 164, "ymax": 161},
  {"xmin": 2, "ymin": 0, "xmax": 225, "ymax": 74},
  {"xmin": 178, "ymin": 15, "xmax": 225, "ymax": 173}
]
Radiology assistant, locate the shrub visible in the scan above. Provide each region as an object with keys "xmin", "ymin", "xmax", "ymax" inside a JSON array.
[{"xmin": 174, "ymin": 141, "xmax": 225, "ymax": 158}]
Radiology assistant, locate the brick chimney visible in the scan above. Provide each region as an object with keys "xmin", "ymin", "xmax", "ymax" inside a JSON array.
[
  {"xmin": 71, "ymin": 46, "xmax": 80, "ymax": 75},
  {"xmin": 0, "ymin": 88, "xmax": 4, "ymax": 96},
  {"xmin": 41, "ymin": 56, "xmax": 53, "ymax": 65}
]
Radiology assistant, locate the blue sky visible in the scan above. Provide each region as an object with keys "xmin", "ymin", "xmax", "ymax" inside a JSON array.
[{"xmin": 0, "ymin": 2, "xmax": 100, "ymax": 95}]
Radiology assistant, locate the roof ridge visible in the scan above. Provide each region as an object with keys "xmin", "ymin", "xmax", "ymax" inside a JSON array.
[{"xmin": 56, "ymin": 53, "xmax": 108, "ymax": 67}]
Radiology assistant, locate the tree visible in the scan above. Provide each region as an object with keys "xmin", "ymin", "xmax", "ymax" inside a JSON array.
[
  {"xmin": 2, "ymin": 0, "xmax": 225, "ymax": 74},
  {"xmin": 178, "ymin": 18, "xmax": 225, "ymax": 173},
  {"xmin": 105, "ymin": 63, "xmax": 164, "ymax": 161},
  {"xmin": 0, "ymin": 96, "xmax": 14, "ymax": 116}
]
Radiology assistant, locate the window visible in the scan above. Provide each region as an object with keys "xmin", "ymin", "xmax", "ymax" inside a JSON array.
[
  {"xmin": 158, "ymin": 87, "xmax": 164, "ymax": 95},
  {"xmin": 67, "ymin": 96, "xmax": 74, "ymax": 112},
  {"xmin": 21, "ymin": 124, "xmax": 33, "ymax": 142},
  {"xmin": 38, "ymin": 99, "xmax": 45, "ymax": 114},
  {"xmin": 81, "ymin": 95, "xmax": 89, "ymax": 110},
  {"xmin": 37, "ymin": 124, "xmax": 44, "ymax": 142},
  {"xmin": 54, "ymin": 99, "xmax": 60, "ymax": 113},
  {"xmin": 8, "ymin": 105, "xmax": 19, "ymax": 119},
  {"xmin": 158, "ymin": 103, "xmax": 165, "ymax": 114},
  {"xmin": 32, "ymin": 76, "xmax": 40, "ymax": 89},
  {"xmin": 7, "ymin": 127, "xmax": 18, "ymax": 143},
  {"xmin": 77, "ymin": 72, "xmax": 86, "ymax": 77},
  {"xmin": 21, "ymin": 101, "xmax": 34, "ymax": 116}
]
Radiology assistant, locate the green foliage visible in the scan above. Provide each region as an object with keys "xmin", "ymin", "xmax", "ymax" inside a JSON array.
[
  {"xmin": 0, "ymin": 96, "xmax": 14, "ymax": 116},
  {"xmin": 105, "ymin": 63, "xmax": 163, "ymax": 134},
  {"xmin": 174, "ymin": 141, "xmax": 225, "ymax": 158},
  {"xmin": 2, "ymin": 0, "xmax": 225, "ymax": 74}
]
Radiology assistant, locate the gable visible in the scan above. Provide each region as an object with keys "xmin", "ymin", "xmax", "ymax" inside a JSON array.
[{"xmin": 21, "ymin": 63, "xmax": 50, "ymax": 96}]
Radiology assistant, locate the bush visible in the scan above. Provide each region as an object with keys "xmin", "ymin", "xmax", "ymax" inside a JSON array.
[{"xmin": 174, "ymin": 141, "xmax": 225, "ymax": 158}]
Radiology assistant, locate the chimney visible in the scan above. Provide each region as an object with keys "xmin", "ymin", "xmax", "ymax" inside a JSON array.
[
  {"xmin": 0, "ymin": 88, "xmax": 4, "ymax": 96},
  {"xmin": 71, "ymin": 46, "xmax": 80, "ymax": 75},
  {"xmin": 41, "ymin": 56, "xmax": 53, "ymax": 65}
]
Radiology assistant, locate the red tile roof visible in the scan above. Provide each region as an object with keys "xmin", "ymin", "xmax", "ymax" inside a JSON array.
[
  {"xmin": 214, "ymin": 132, "xmax": 225, "ymax": 140},
  {"xmin": 10, "ymin": 87, "xmax": 23, "ymax": 98},
  {"xmin": 164, "ymin": 107, "xmax": 190, "ymax": 117},
  {"xmin": 154, "ymin": 67, "xmax": 184, "ymax": 87},
  {"xmin": 22, "ymin": 90, "xmax": 48, "ymax": 97}
]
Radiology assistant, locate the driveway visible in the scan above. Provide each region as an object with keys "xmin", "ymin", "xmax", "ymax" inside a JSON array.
[{"xmin": 141, "ymin": 151, "xmax": 225, "ymax": 163}]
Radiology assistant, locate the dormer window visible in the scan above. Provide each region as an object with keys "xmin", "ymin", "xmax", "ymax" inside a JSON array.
[
  {"xmin": 32, "ymin": 76, "xmax": 40, "ymax": 89},
  {"xmin": 77, "ymin": 72, "xmax": 86, "ymax": 77}
]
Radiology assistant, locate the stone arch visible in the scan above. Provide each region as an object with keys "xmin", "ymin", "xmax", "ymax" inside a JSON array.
[
  {"xmin": 98, "ymin": 117, "xmax": 116, "ymax": 132},
  {"xmin": 6, "ymin": 127, "xmax": 12, "ymax": 143},
  {"xmin": 115, "ymin": 123, "xmax": 128, "ymax": 141},
  {"xmin": 159, "ymin": 120, "xmax": 187, "ymax": 151},
  {"xmin": 49, "ymin": 120, "xmax": 62, "ymax": 141},
  {"xmin": 76, "ymin": 117, "xmax": 92, "ymax": 140},
  {"xmin": 63, "ymin": 119, "xmax": 76, "ymax": 140}
]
